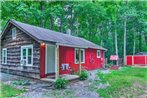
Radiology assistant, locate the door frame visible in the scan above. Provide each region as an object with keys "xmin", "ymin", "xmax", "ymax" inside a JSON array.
[
  {"xmin": 45, "ymin": 44, "xmax": 56, "ymax": 74},
  {"xmin": 21, "ymin": 45, "xmax": 33, "ymax": 66}
]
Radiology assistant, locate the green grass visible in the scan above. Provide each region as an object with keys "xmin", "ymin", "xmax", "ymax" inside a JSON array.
[
  {"xmin": 97, "ymin": 67, "xmax": 147, "ymax": 98},
  {"xmin": 0, "ymin": 82, "xmax": 24, "ymax": 98}
]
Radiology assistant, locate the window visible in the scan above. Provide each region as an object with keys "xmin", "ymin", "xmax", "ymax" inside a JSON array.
[
  {"xmin": 97, "ymin": 50, "xmax": 101, "ymax": 58},
  {"xmin": 21, "ymin": 45, "xmax": 33, "ymax": 66},
  {"xmin": 12, "ymin": 27, "xmax": 16, "ymax": 39},
  {"xmin": 2, "ymin": 48, "xmax": 7, "ymax": 64},
  {"xmin": 75, "ymin": 48, "xmax": 85, "ymax": 64}
]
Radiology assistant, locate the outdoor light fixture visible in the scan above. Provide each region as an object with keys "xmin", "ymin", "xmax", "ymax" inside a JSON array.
[{"xmin": 41, "ymin": 42, "xmax": 45, "ymax": 46}]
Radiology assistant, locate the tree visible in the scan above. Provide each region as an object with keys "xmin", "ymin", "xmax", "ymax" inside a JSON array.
[{"xmin": 1, "ymin": 0, "xmax": 147, "ymax": 64}]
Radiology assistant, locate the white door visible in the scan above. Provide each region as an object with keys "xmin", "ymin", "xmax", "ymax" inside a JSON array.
[
  {"xmin": 46, "ymin": 44, "xmax": 56, "ymax": 74},
  {"xmin": 21, "ymin": 45, "xmax": 33, "ymax": 66}
]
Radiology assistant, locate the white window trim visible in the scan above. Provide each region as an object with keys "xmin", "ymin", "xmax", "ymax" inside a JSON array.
[
  {"xmin": 74, "ymin": 48, "xmax": 85, "ymax": 64},
  {"xmin": 12, "ymin": 27, "xmax": 16, "ymax": 39},
  {"xmin": 2, "ymin": 48, "xmax": 7, "ymax": 64},
  {"xmin": 21, "ymin": 45, "xmax": 33, "ymax": 66},
  {"xmin": 97, "ymin": 50, "xmax": 101, "ymax": 58}
]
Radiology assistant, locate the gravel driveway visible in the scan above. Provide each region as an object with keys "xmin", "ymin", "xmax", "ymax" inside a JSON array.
[
  {"xmin": 0, "ymin": 72, "xmax": 102, "ymax": 98},
  {"xmin": 0, "ymin": 72, "xmax": 27, "ymax": 82}
]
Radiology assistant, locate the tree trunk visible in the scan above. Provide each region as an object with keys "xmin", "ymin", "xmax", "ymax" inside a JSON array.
[
  {"xmin": 59, "ymin": 18, "xmax": 63, "ymax": 32},
  {"xmin": 115, "ymin": 29, "xmax": 118, "ymax": 65},
  {"xmin": 145, "ymin": 36, "xmax": 147, "ymax": 45},
  {"xmin": 69, "ymin": 5, "xmax": 73, "ymax": 35},
  {"xmin": 139, "ymin": 32, "xmax": 142, "ymax": 52},
  {"xmin": 50, "ymin": 15, "xmax": 53, "ymax": 30},
  {"xmin": 124, "ymin": 19, "xmax": 127, "ymax": 65},
  {"xmin": 40, "ymin": 1, "xmax": 45, "ymax": 27},
  {"xmin": 133, "ymin": 31, "xmax": 136, "ymax": 55}
]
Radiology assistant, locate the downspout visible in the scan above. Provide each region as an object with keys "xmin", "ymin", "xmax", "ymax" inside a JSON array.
[
  {"xmin": 78, "ymin": 48, "xmax": 82, "ymax": 74},
  {"xmin": 55, "ymin": 45, "xmax": 59, "ymax": 80}
]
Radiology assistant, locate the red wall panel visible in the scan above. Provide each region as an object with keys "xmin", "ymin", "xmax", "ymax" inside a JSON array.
[
  {"xmin": 126, "ymin": 56, "xmax": 133, "ymax": 66},
  {"xmin": 126, "ymin": 55, "xmax": 147, "ymax": 66},
  {"xmin": 146, "ymin": 56, "xmax": 147, "ymax": 65},
  {"xmin": 134, "ymin": 56, "xmax": 145, "ymax": 65},
  {"xmin": 59, "ymin": 46, "xmax": 104, "ymax": 74}
]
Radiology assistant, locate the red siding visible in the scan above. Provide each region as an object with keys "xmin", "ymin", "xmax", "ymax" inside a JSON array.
[
  {"xmin": 40, "ymin": 43, "xmax": 46, "ymax": 78},
  {"xmin": 59, "ymin": 46, "xmax": 104, "ymax": 74},
  {"xmin": 134, "ymin": 56, "xmax": 145, "ymax": 65},
  {"xmin": 126, "ymin": 55, "xmax": 147, "ymax": 66},
  {"xmin": 146, "ymin": 56, "xmax": 147, "ymax": 65},
  {"xmin": 126, "ymin": 56, "xmax": 133, "ymax": 66}
]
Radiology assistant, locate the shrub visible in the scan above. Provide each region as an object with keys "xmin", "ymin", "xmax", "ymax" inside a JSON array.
[
  {"xmin": 54, "ymin": 78, "xmax": 69, "ymax": 89},
  {"xmin": 79, "ymin": 70, "xmax": 88, "ymax": 80}
]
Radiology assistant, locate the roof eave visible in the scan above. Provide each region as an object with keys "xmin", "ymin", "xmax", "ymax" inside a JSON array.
[
  {"xmin": 56, "ymin": 43, "xmax": 89, "ymax": 48},
  {"xmin": 1, "ymin": 19, "xmax": 41, "ymax": 43}
]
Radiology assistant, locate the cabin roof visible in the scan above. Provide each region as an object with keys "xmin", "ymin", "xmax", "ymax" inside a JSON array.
[
  {"xmin": 1, "ymin": 19, "xmax": 106, "ymax": 50},
  {"xmin": 136, "ymin": 52, "xmax": 147, "ymax": 55}
]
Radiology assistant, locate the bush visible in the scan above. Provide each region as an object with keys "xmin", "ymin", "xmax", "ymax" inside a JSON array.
[
  {"xmin": 54, "ymin": 78, "xmax": 69, "ymax": 89},
  {"xmin": 79, "ymin": 70, "xmax": 88, "ymax": 80}
]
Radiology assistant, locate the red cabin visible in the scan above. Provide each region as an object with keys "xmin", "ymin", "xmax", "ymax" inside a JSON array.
[{"xmin": 1, "ymin": 19, "xmax": 107, "ymax": 80}]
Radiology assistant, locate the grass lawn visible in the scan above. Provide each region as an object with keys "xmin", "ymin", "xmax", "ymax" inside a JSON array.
[
  {"xmin": 0, "ymin": 82, "xmax": 24, "ymax": 98},
  {"xmin": 97, "ymin": 67, "xmax": 147, "ymax": 98}
]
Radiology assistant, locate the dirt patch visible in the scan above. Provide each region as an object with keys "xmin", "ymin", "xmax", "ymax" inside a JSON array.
[
  {"xmin": 132, "ymin": 82, "xmax": 147, "ymax": 98},
  {"xmin": 138, "ymin": 94, "xmax": 147, "ymax": 98}
]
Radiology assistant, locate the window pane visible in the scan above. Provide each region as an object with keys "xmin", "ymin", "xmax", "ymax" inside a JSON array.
[
  {"xmin": 3, "ymin": 57, "xmax": 6, "ymax": 63},
  {"xmin": 76, "ymin": 50, "xmax": 79, "ymax": 63},
  {"xmin": 3, "ymin": 50, "xmax": 6, "ymax": 57},
  {"xmin": 3, "ymin": 50, "xmax": 5, "ymax": 56},
  {"xmin": 2, "ymin": 49, "xmax": 7, "ymax": 64},
  {"xmin": 97, "ymin": 50, "xmax": 100, "ymax": 57},
  {"xmin": 23, "ymin": 49, "xmax": 26, "ymax": 59},
  {"xmin": 28, "ymin": 48, "xmax": 32, "ymax": 56},
  {"xmin": 12, "ymin": 28, "xmax": 16, "ymax": 39},
  {"xmin": 28, "ymin": 57, "xmax": 31, "ymax": 64},
  {"xmin": 28, "ymin": 48, "xmax": 32, "ymax": 64},
  {"xmin": 81, "ymin": 50, "xmax": 84, "ymax": 62}
]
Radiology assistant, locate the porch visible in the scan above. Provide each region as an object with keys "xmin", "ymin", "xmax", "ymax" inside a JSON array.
[{"xmin": 40, "ymin": 43, "xmax": 82, "ymax": 82}]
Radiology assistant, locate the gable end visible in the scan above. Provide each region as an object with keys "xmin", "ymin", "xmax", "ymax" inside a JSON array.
[{"xmin": 1, "ymin": 20, "xmax": 41, "ymax": 43}]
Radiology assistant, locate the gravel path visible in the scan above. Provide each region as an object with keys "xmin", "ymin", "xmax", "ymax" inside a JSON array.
[
  {"xmin": 0, "ymin": 72, "xmax": 26, "ymax": 82},
  {"xmin": 18, "ymin": 80, "xmax": 100, "ymax": 98},
  {"xmin": 0, "ymin": 71, "xmax": 107, "ymax": 98}
]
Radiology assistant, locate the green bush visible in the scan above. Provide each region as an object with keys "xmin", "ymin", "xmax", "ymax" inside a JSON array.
[
  {"xmin": 79, "ymin": 70, "xmax": 88, "ymax": 80},
  {"xmin": 54, "ymin": 78, "xmax": 69, "ymax": 89}
]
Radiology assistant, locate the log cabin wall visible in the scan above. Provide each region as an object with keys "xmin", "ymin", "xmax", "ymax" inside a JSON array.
[{"xmin": 1, "ymin": 24, "xmax": 40, "ymax": 79}]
